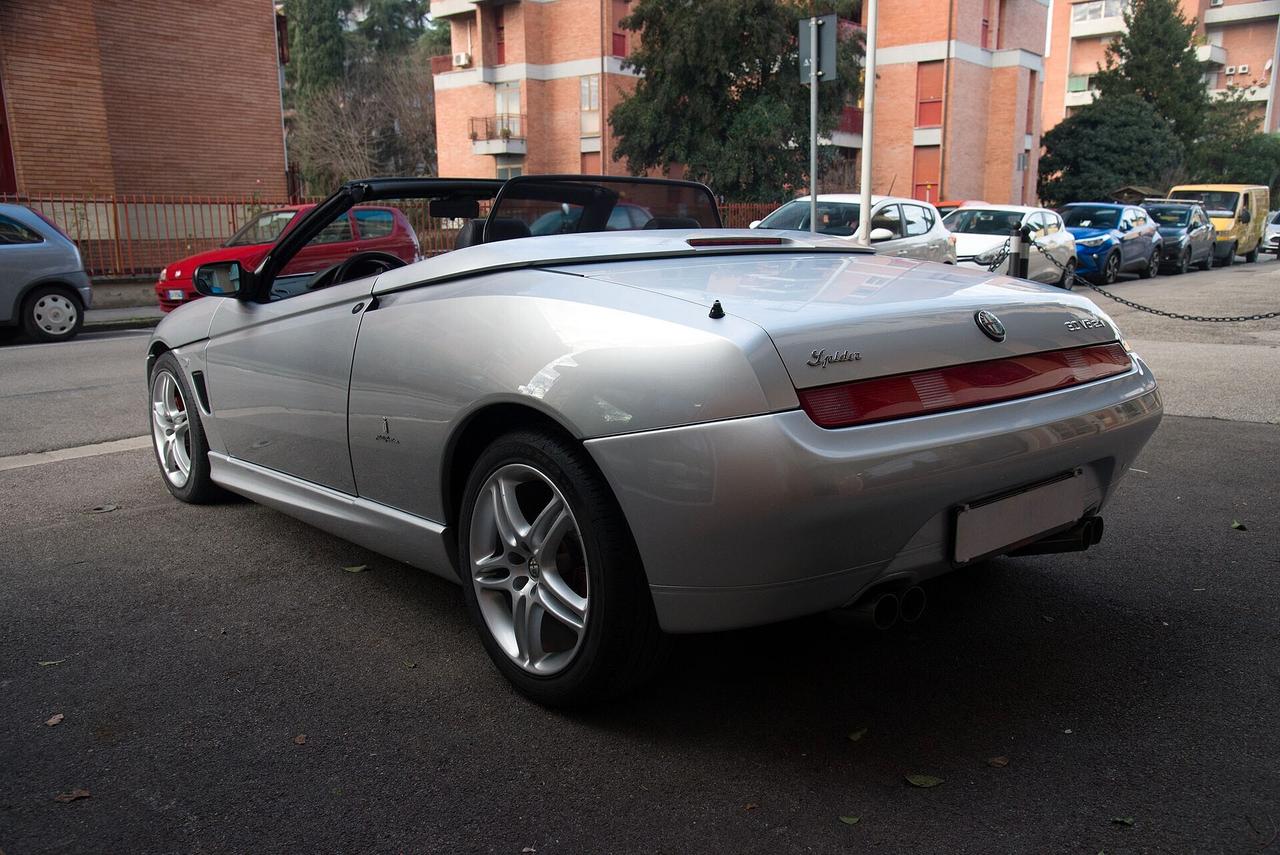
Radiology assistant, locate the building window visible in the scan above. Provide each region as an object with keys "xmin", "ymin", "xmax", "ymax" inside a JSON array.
[
  {"xmin": 611, "ymin": 0, "xmax": 629, "ymax": 56},
  {"xmin": 916, "ymin": 61, "xmax": 943, "ymax": 127},
  {"xmin": 1072, "ymin": 0, "xmax": 1125, "ymax": 22},
  {"xmin": 912, "ymin": 146, "xmax": 940, "ymax": 202},
  {"xmin": 496, "ymin": 154, "xmax": 523, "ymax": 180},
  {"xmin": 1016, "ymin": 152, "xmax": 1029, "ymax": 172},
  {"xmin": 495, "ymin": 5, "xmax": 507, "ymax": 65},
  {"xmin": 1026, "ymin": 70, "xmax": 1037, "ymax": 133},
  {"xmin": 580, "ymin": 75, "xmax": 601, "ymax": 136},
  {"xmin": 495, "ymin": 81, "xmax": 520, "ymax": 137}
]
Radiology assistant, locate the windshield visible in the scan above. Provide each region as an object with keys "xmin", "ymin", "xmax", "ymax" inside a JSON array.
[
  {"xmin": 1170, "ymin": 190, "xmax": 1239, "ymax": 217},
  {"xmin": 758, "ymin": 200, "xmax": 861, "ymax": 236},
  {"xmin": 1146, "ymin": 205, "xmax": 1191, "ymax": 227},
  {"xmin": 942, "ymin": 208, "xmax": 1024, "ymax": 235},
  {"xmin": 225, "ymin": 209, "xmax": 299, "ymax": 247},
  {"xmin": 489, "ymin": 176, "xmax": 720, "ymax": 236},
  {"xmin": 1061, "ymin": 206, "xmax": 1120, "ymax": 230}
]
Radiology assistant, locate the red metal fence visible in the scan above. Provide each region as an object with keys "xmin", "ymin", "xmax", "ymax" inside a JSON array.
[{"xmin": 1, "ymin": 193, "xmax": 782, "ymax": 279}]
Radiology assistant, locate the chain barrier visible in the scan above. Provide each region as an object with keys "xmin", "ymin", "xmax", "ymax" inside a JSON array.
[
  {"xmin": 984, "ymin": 238, "xmax": 1011, "ymax": 274},
  {"xmin": 1024, "ymin": 240, "xmax": 1280, "ymax": 323}
]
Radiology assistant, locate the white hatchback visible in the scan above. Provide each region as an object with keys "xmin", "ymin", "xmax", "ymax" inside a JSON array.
[
  {"xmin": 751, "ymin": 194, "xmax": 957, "ymax": 264},
  {"xmin": 946, "ymin": 204, "xmax": 1078, "ymax": 287}
]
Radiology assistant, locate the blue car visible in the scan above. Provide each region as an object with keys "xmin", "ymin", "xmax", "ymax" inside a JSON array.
[{"xmin": 1060, "ymin": 203, "xmax": 1162, "ymax": 284}]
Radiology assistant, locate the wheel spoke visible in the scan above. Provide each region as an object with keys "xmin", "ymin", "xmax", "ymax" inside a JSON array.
[
  {"xmin": 529, "ymin": 496, "xmax": 569, "ymax": 560},
  {"xmin": 536, "ymin": 577, "xmax": 586, "ymax": 632},
  {"xmin": 490, "ymin": 479, "xmax": 526, "ymax": 550},
  {"xmin": 511, "ymin": 592, "xmax": 547, "ymax": 666}
]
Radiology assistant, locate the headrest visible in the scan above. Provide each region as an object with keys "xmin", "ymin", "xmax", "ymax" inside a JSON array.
[
  {"xmin": 453, "ymin": 219, "xmax": 486, "ymax": 249},
  {"xmin": 484, "ymin": 218, "xmax": 533, "ymax": 243}
]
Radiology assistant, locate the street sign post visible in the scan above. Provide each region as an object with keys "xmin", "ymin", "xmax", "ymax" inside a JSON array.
[
  {"xmin": 800, "ymin": 14, "xmax": 837, "ymax": 235},
  {"xmin": 858, "ymin": 0, "xmax": 878, "ymax": 244}
]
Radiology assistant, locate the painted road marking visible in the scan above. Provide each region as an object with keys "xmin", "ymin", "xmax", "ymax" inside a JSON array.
[{"xmin": 0, "ymin": 435, "xmax": 151, "ymax": 472}]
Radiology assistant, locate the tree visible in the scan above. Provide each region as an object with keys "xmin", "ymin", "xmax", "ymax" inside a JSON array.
[
  {"xmin": 1093, "ymin": 0, "xmax": 1208, "ymax": 146},
  {"xmin": 1038, "ymin": 95, "xmax": 1183, "ymax": 207},
  {"xmin": 291, "ymin": 0, "xmax": 346, "ymax": 101},
  {"xmin": 609, "ymin": 0, "xmax": 862, "ymax": 201},
  {"xmin": 343, "ymin": 0, "xmax": 429, "ymax": 61},
  {"xmin": 1187, "ymin": 86, "xmax": 1280, "ymax": 193}
]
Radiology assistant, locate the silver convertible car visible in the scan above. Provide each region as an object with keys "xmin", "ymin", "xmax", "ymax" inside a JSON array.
[{"xmin": 146, "ymin": 176, "xmax": 1163, "ymax": 706}]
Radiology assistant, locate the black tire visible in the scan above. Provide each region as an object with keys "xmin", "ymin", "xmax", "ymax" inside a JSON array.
[
  {"xmin": 458, "ymin": 429, "xmax": 668, "ymax": 707},
  {"xmin": 1172, "ymin": 248, "xmax": 1190, "ymax": 275},
  {"xmin": 1197, "ymin": 247, "xmax": 1213, "ymax": 271},
  {"xmin": 1057, "ymin": 258, "xmax": 1077, "ymax": 289},
  {"xmin": 1138, "ymin": 251, "xmax": 1158, "ymax": 279},
  {"xmin": 148, "ymin": 352, "xmax": 228, "ymax": 504},
  {"xmin": 21, "ymin": 284, "xmax": 84, "ymax": 342},
  {"xmin": 1216, "ymin": 243, "xmax": 1237, "ymax": 267},
  {"xmin": 1096, "ymin": 251, "xmax": 1121, "ymax": 285},
  {"xmin": 1245, "ymin": 242, "xmax": 1260, "ymax": 263}
]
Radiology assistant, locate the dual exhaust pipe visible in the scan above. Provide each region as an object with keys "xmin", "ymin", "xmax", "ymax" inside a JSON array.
[{"xmin": 848, "ymin": 584, "xmax": 927, "ymax": 631}]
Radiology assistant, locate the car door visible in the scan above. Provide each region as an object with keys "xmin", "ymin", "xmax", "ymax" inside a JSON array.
[
  {"xmin": 280, "ymin": 212, "xmax": 357, "ymax": 277},
  {"xmin": 869, "ymin": 203, "xmax": 911, "ymax": 256},
  {"xmin": 1043, "ymin": 211, "xmax": 1073, "ymax": 277},
  {"xmin": 900, "ymin": 203, "xmax": 938, "ymax": 261},
  {"xmin": 1023, "ymin": 212, "xmax": 1050, "ymax": 281},
  {"xmin": 1117, "ymin": 208, "xmax": 1141, "ymax": 269},
  {"xmin": 203, "ymin": 241, "xmax": 373, "ymax": 494},
  {"xmin": 1189, "ymin": 208, "xmax": 1211, "ymax": 261},
  {"xmin": 1133, "ymin": 208, "xmax": 1158, "ymax": 263}
]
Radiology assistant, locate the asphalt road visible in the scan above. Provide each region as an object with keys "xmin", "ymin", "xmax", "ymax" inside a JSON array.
[{"xmin": 1, "ymin": 263, "xmax": 1278, "ymax": 853}]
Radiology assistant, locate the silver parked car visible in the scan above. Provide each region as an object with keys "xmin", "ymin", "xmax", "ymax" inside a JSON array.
[
  {"xmin": 947, "ymin": 204, "xmax": 1077, "ymax": 287},
  {"xmin": 0, "ymin": 203, "xmax": 93, "ymax": 341},
  {"xmin": 750, "ymin": 194, "xmax": 957, "ymax": 264},
  {"xmin": 1263, "ymin": 210, "xmax": 1280, "ymax": 255},
  {"xmin": 146, "ymin": 176, "xmax": 1162, "ymax": 706}
]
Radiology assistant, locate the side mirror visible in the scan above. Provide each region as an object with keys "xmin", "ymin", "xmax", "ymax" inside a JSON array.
[
  {"xmin": 194, "ymin": 260, "xmax": 250, "ymax": 298},
  {"xmin": 1241, "ymin": 209, "xmax": 1252, "ymax": 224},
  {"xmin": 748, "ymin": 220, "xmax": 762, "ymax": 229},
  {"xmin": 869, "ymin": 227, "xmax": 894, "ymax": 242},
  {"xmin": 1119, "ymin": 221, "xmax": 1133, "ymax": 232}
]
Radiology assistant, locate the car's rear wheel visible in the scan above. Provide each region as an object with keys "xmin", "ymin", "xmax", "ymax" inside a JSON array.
[
  {"xmin": 1138, "ymin": 251, "xmax": 1159, "ymax": 279},
  {"xmin": 1057, "ymin": 257, "xmax": 1077, "ymax": 289},
  {"xmin": 459, "ymin": 429, "xmax": 667, "ymax": 707},
  {"xmin": 21, "ymin": 285, "xmax": 83, "ymax": 342},
  {"xmin": 149, "ymin": 352, "xmax": 227, "ymax": 504}
]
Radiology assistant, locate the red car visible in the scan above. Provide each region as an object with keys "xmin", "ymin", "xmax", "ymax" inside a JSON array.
[{"xmin": 156, "ymin": 204, "xmax": 419, "ymax": 312}]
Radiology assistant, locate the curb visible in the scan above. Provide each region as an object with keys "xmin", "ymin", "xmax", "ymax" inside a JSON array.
[{"xmin": 84, "ymin": 316, "xmax": 162, "ymax": 333}]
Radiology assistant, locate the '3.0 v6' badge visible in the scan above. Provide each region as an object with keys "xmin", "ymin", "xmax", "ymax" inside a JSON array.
[
  {"xmin": 807, "ymin": 348, "xmax": 862, "ymax": 367},
  {"xmin": 1063, "ymin": 316, "xmax": 1106, "ymax": 331}
]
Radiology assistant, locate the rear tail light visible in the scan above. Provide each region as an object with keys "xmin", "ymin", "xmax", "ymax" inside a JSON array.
[
  {"xmin": 687, "ymin": 236, "xmax": 787, "ymax": 247},
  {"xmin": 798, "ymin": 342, "xmax": 1132, "ymax": 428}
]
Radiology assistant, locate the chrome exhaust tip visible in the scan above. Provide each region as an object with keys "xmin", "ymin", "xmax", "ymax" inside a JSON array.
[
  {"xmin": 899, "ymin": 585, "xmax": 927, "ymax": 624},
  {"xmin": 851, "ymin": 591, "xmax": 900, "ymax": 630}
]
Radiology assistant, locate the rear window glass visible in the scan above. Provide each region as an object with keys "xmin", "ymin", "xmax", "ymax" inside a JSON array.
[
  {"xmin": 1170, "ymin": 190, "xmax": 1238, "ymax": 217},
  {"xmin": 355, "ymin": 209, "xmax": 396, "ymax": 238},
  {"xmin": 0, "ymin": 214, "xmax": 44, "ymax": 245},
  {"xmin": 943, "ymin": 208, "xmax": 1024, "ymax": 235},
  {"xmin": 759, "ymin": 200, "xmax": 861, "ymax": 236},
  {"xmin": 226, "ymin": 210, "xmax": 298, "ymax": 247},
  {"xmin": 1146, "ymin": 206, "xmax": 1190, "ymax": 226}
]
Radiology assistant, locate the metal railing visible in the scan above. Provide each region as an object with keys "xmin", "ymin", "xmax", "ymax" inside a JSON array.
[
  {"xmin": 0, "ymin": 193, "xmax": 784, "ymax": 279},
  {"xmin": 468, "ymin": 114, "xmax": 526, "ymax": 141}
]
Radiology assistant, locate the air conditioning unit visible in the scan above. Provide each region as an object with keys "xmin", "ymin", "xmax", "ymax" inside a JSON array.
[
  {"xmin": 1225, "ymin": 65, "xmax": 1236, "ymax": 75},
  {"xmin": 1210, "ymin": 0, "xmax": 1224, "ymax": 6},
  {"xmin": 1239, "ymin": 64, "xmax": 1250, "ymax": 74},
  {"xmin": 453, "ymin": 51, "xmax": 472, "ymax": 68}
]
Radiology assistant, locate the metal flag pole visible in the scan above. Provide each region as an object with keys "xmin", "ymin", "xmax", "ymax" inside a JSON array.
[
  {"xmin": 857, "ymin": 0, "xmax": 878, "ymax": 244},
  {"xmin": 809, "ymin": 15, "xmax": 819, "ymax": 234}
]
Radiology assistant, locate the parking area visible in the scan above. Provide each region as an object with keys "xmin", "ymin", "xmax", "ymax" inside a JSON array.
[{"xmin": 1, "ymin": 262, "xmax": 1277, "ymax": 853}]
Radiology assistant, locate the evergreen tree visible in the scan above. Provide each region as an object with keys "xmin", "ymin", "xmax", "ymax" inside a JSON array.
[
  {"xmin": 344, "ymin": 0, "xmax": 429, "ymax": 61},
  {"xmin": 609, "ymin": 0, "xmax": 862, "ymax": 201},
  {"xmin": 1038, "ymin": 95, "xmax": 1183, "ymax": 206},
  {"xmin": 1093, "ymin": 0, "xmax": 1208, "ymax": 146},
  {"xmin": 291, "ymin": 0, "xmax": 346, "ymax": 100},
  {"xmin": 1190, "ymin": 87, "xmax": 1280, "ymax": 193}
]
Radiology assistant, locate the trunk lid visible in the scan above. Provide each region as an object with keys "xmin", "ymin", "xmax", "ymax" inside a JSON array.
[{"xmin": 558, "ymin": 252, "xmax": 1121, "ymax": 389}]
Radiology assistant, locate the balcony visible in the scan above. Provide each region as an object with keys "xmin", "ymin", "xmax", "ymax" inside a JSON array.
[
  {"xmin": 1196, "ymin": 43, "xmax": 1228, "ymax": 66},
  {"xmin": 469, "ymin": 114, "xmax": 528, "ymax": 155},
  {"xmin": 838, "ymin": 106, "xmax": 864, "ymax": 135},
  {"xmin": 430, "ymin": 54, "xmax": 455, "ymax": 75}
]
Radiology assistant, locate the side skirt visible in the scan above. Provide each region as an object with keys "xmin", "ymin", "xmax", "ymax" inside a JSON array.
[{"xmin": 209, "ymin": 452, "xmax": 459, "ymax": 583}]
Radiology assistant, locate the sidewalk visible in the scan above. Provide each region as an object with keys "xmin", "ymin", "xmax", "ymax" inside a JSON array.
[{"xmin": 85, "ymin": 305, "xmax": 163, "ymax": 330}]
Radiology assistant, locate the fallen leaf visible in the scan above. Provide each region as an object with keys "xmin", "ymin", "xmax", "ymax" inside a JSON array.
[
  {"xmin": 1042, "ymin": 615, "xmax": 1055, "ymax": 623},
  {"xmin": 45, "ymin": 713, "xmax": 64, "ymax": 727},
  {"xmin": 522, "ymin": 849, "xmax": 537, "ymax": 854},
  {"xmin": 88, "ymin": 504, "xmax": 118, "ymax": 514},
  {"xmin": 847, "ymin": 728, "xmax": 868, "ymax": 742},
  {"xmin": 1111, "ymin": 817, "xmax": 1134, "ymax": 826},
  {"xmin": 37, "ymin": 659, "xmax": 66, "ymax": 667},
  {"xmin": 342, "ymin": 564, "xmax": 370, "ymax": 573},
  {"xmin": 293, "ymin": 734, "xmax": 307, "ymax": 745},
  {"xmin": 838, "ymin": 815, "xmax": 861, "ymax": 825},
  {"xmin": 987, "ymin": 756, "xmax": 1009, "ymax": 768},
  {"xmin": 1064, "ymin": 729, "xmax": 1073, "ymax": 734},
  {"xmin": 744, "ymin": 802, "xmax": 759, "ymax": 811},
  {"xmin": 1231, "ymin": 520, "xmax": 1248, "ymax": 531},
  {"xmin": 403, "ymin": 660, "xmax": 417, "ymax": 669},
  {"xmin": 905, "ymin": 774, "xmax": 943, "ymax": 788},
  {"xmin": 53, "ymin": 788, "xmax": 90, "ymax": 803}
]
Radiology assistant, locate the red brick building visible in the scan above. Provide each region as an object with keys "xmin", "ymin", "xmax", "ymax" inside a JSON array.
[{"xmin": 0, "ymin": 0, "xmax": 288, "ymax": 197}]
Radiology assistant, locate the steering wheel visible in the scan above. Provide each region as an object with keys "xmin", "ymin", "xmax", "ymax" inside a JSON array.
[{"xmin": 307, "ymin": 251, "xmax": 407, "ymax": 291}]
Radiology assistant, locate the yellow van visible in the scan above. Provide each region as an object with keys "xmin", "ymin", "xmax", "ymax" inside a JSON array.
[{"xmin": 1168, "ymin": 184, "xmax": 1269, "ymax": 265}]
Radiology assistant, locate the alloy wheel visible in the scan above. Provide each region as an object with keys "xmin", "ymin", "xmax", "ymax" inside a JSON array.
[
  {"xmin": 31, "ymin": 293, "xmax": 78, "ymax": 338},
  {"xmin": 1104, "ymin": 253, "xmax": 1120, "ymax": 284},
  {"xmin": 468, "ymin": 463, "xmax": 589, "ymax": 676},
  {"xmin": 150, "ymin": 370, "xmax": 191, "ymax": 488}
]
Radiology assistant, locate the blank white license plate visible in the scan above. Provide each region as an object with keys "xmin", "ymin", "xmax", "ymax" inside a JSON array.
[
  {"xmin": 167, "ymin": 289, "xmax": 185, "ymax": 300},
  {"xmin": 953, "ymin": 472, "xmax": 1085, "ymax": 563}
]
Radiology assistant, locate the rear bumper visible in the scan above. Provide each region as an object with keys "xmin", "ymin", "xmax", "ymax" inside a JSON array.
[
  {"xmin": 586, "ymin": 357, "xmax": 1162, "ymax": 633},
  {"xmin": 157, "ymin": 279, "xmax": 198, "ymax": 313}
]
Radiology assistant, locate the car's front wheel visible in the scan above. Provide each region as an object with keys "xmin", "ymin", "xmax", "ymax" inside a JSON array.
[
  {"xmin": 1172, "ymin": 248, "xmax": 1190, "ymax": 275},
  {"xmin": 1057, "ymin": 257, "xmax": 1077, "ymax": 289},
  {"xmin": 1097, "ymin": 252, "xmax": 1121, "ymax": 285},
  {"xmin": 149, "ymin": 352, "xmax": 227, "ymax": 504},
  {"xmin": 459, "ymin": 429, "xmax": 667, "ymax": 707},
  {"xmin": 1245, "ymin": 242, "xmax": 1260, "ymax": 263},
  {"xmin": 21, "ymin": 285, "xmax": 83, "ymax": 342}
]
